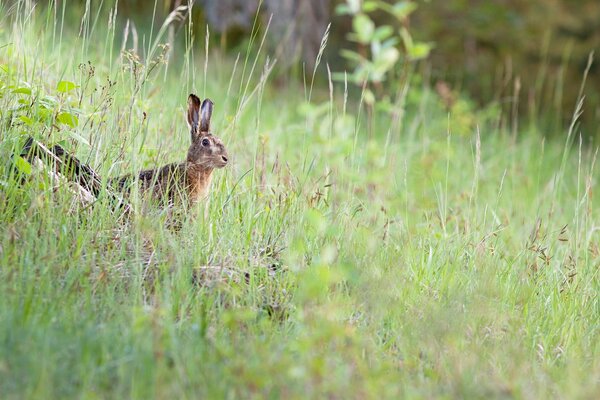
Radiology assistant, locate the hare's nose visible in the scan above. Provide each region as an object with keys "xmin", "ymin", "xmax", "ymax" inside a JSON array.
[{"xmin": 222, "ymin": 155, "xmax": 228, "ymax": 163}]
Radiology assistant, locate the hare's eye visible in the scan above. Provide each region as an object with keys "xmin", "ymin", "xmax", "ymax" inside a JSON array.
[{"xmin": 201, "ymin": 138, "xmax": 210, "ymax": 147}]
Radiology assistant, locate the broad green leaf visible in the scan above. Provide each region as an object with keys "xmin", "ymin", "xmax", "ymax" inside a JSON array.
[
  {"xmin": 56, "ymin": 80, "xmax": 77, "ymax": 93},
  {"xmin": 57, "ymin": 111, "xmax": 79, "ymax": 127},
  {"xmin": 408, "ymin": 42, "xmax": 432, "ymax": 61},
  {"xmin": 353, "ymin": 63, "xmax": 372, "ymax": 82},
  {"xmin": 379, "ymin": 46, "xmax": 400, "ymax": 64},
  {"xmin": 373, "ymin": 26, "xmax": 394, "ymax": 41},
  {"xmin": 12, "ymin": 87, "xmax": 31, "ymax": 95},
  {"xmin": 353, "ymin": 14, "xmax": 375, "ymax": 44},
  {"xmin": 373, "ymin": 46, "xmax": 400, "ymax": 77},
  {"xmin": 347, "ymin": 0, "xmax": 361, "ymax": 14},
  {"xmin": 18, "ymin": 115, "xmax": 33, "ymax": 125},
  {"xmin": 335, "ymin": 4, "xmax": 351, "ymax": 15},
  {"xmin": 36, "ymin": 108, "xmax": 53, "ymax": 121},
  {"xmin": 363, "ymin": 1, "xmax": 379, "ymax": 12},
  {"xmin": 391, "ymin": 1, "xmax": 417, "ymax": 19},
  {"xmin": 345, "ymin": 71, "xmax": 364, "ymax": 85},
  {"xmin": 15, "ymin": 156, "xmax": 32, "ymax": 175},
  {"xmin": 381, "ymin": 37, "xmax": 400, "ymax": 49},
  {"xmin": 331, "ymin": 72, "xmax": 349, "ymax": 82},
  {"xmin": 340, "ymin": 49, "xmax": 364, "ymax": 63}
]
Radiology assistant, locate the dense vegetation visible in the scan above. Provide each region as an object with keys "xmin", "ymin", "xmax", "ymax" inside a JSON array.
[
  {"xmin": 0, "ymin": 1, "xmax": 598, "ymax": 398},
  {"xmin": 96, "ymin": 0, "xmax": 600, "ymax": 135}
]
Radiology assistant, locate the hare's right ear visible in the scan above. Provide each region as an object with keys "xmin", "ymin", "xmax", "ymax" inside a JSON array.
[
  {"xmin": 187, "ymin": 94, "xmax": 201, "ymax": 141},
  {"xmin": 200, "ymin": 98, "xmax": 213, "ymax": 133}
]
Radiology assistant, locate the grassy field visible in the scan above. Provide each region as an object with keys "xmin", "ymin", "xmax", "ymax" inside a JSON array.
[{"xmin": 0, "ymin": 2, "xmax": 598, "ymax": 399}]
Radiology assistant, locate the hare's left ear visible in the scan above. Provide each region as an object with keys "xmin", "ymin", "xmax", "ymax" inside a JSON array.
[
  {"xmin": 187, "ymin": 94, "xmax": 201, "ymax": 141},
  {"xmin": 200, "ymin": 98, "xmax": 213, "ymax": 133}
]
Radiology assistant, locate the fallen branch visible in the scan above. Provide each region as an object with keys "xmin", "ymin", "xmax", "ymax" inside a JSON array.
[{"xmin": 19, "ymin": 136, "xmax": 130, "ymax": 212}]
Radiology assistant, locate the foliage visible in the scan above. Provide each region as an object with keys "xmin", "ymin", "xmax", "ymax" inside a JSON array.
[
  {"xmin": 335, "ymin": 1, "xmax": 430, "ymax": 95},
  {"xmin": 44, "ymin": 0, "xmax": 600, "ymax": 134},
  {"xmin": 0, "ymin": 1, "xmax": 599, "ymax": 399},
  {"xmin": 412, "ymin": 0, "xmax": 600, "ymax": 132}
]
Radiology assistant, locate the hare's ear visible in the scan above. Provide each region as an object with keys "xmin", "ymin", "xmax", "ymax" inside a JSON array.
[
  {"xmin": 200, "ymin": 98, "xmax": 213, "ymax": 133},
  {"xmin": 187, "ymin": 94, "xmax": 201, "ymax": 141}
]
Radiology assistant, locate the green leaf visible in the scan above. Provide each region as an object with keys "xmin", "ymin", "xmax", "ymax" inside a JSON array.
[
  {"xmin": 407, "ymin": 42, "xmax": 432, "ymax": 61},
  {"xmin": 381, "ymin": 37, "xmax": 400, "ymax": 49},
  {"xmin": 363, "ymin": 1, "xmax": 379, "ymax": 12},
  {"xmin": 15, "ymin": 156, "xmax": 32, "ymax": 175},
  {"xmin": 335, "ymin": 4, "xmax": 352, "ymax": 15},
  {"xmin": 18, "ymin": 115, "xmax": 33, "ymax": 125},
  {"xmin": 340, "ymin": 49, "xmax": 364, "ymax": 63},
  {"xmin": 344, "ymin": 71, "xmax": 364, "ymax": 85},
  {"xmin": 57, "ymin": 111, "xmax": 79, "ymax": 128},
  {"xmin": 379, "ymin": 47, "xmax": 401, "ymax": 64},
  {"xmin": 347, "ymin": 0, "xmax": 361, "ymax": 14},
  {"xmin": 56, "ymin": 80, "xmax": 78, "ymax": 93},
  {"xmin": 12, "ymin": 87, "xmax": 31, "ymax": 95},
  {"xmin": 373, "ymin": 47, "xmax": 400, "ymax": 78},
  {"xmin": 391, "ymin": 1, "xmax": 418, "ymax": 19},
  {"xmin": 353, "ymin": 14, "xmax": 375, "ymax": 44},
  {"xmin": 353, "ymin": 63, "xmax": 373, "ymax": 83},
  {"xmin": 400, "ymin": 27, "xmax": 413, "ymax": 50},
  {"xmin": 331, "ymin": 72, "xmax": 349, "ymax": 82},
  {"xmin": 36, "ymin": 108, "xmax": 53, "ymax": 122},
  {"xmin": 373, "ymin": 26, "xmax": 394, "ymax": 41}
]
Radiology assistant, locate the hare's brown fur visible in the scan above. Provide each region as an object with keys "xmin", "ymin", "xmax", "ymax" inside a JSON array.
[{"xmin": 113, "ymin": 94, "xmax": 228, "ymax": 205}]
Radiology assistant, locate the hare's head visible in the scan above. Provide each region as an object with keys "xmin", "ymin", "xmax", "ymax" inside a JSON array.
[{"xmin": 186, "ymin": 94, "xmax": 228, "ymax": 168}]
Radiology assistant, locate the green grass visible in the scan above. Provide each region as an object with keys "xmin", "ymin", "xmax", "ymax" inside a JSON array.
[{"xmin": 0, "ymin": 2, "xmax": 598, "ymax": 399}]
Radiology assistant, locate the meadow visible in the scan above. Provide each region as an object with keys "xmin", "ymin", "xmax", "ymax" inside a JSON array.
[{"xmin": 0, "ymin": 2, "xmax": 598, "ymax": 398}]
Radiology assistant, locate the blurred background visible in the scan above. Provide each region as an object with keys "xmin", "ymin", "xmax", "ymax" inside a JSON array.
[{"xmin": 61, "ymin": 0, "xmax": 600, "ymax": 137}]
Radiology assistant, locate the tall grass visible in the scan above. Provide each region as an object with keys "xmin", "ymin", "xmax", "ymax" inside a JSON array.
[{"xmin": 0, "ymin": 1, "xmax": 598, "ymax": 398}]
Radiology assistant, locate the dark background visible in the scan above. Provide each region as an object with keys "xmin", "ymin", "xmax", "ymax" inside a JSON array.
[{"xmin": 63, "ymin": 0, "xmax": 600, "ymax": 134}]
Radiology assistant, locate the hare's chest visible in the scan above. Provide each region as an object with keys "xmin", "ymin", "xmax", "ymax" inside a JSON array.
[{"xmin": 186, "ymin": 168, "xmax": 213, "ymax": 203}]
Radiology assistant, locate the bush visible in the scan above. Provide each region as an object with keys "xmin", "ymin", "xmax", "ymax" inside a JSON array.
[{"xmin": 412, "ymin": 0, "xmax": 600, "ymax": 133}]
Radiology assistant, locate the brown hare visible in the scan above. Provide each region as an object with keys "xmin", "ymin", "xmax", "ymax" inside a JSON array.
[{"xmin": 113, "ymin": 94, "xmax": 228, "ymax": 205}]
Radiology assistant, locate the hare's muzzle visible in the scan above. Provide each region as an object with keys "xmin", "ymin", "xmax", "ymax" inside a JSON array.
[{"xmin": 214, "ymin": 155, "xmax": 228, "ymax": 168}]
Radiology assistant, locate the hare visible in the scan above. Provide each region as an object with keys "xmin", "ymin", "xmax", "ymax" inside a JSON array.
[{"xmin": 113, "ymin": 94, "xmax": 228, "ymax": 205}]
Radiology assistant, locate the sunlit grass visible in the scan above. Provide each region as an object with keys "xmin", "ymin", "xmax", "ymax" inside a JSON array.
[{"xmin": 0, "ymin": 1, "xmax": 598, "ymax": 399}]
